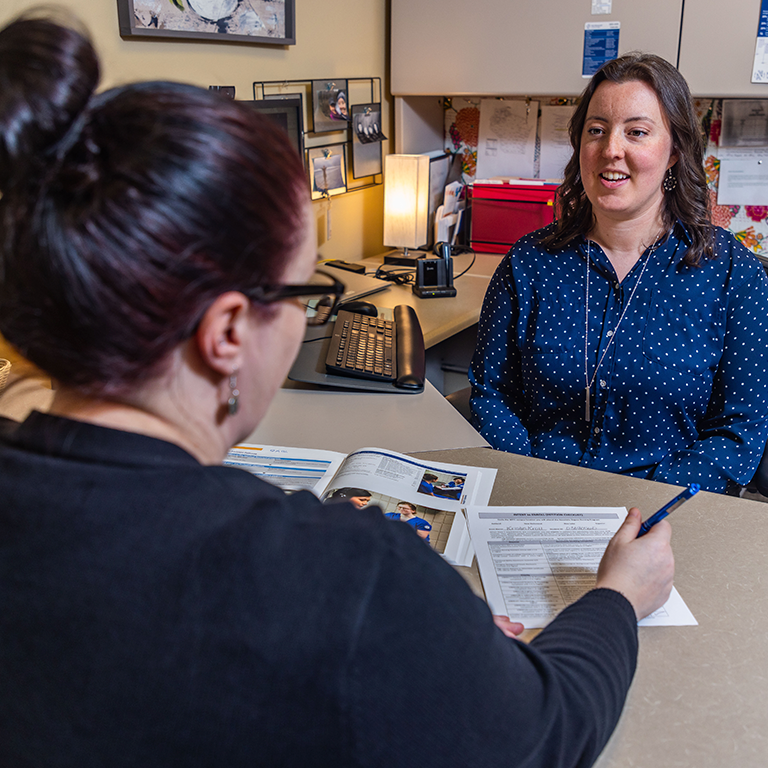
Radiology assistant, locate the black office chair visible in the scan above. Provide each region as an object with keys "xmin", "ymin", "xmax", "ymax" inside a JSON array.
[
  {"xmin": 743, "ymin": 441, "xmax": 768, "ymax": 497},
  {"xmin": 446, "ymin": 385, "xmax": 472, "ymax": 422}
]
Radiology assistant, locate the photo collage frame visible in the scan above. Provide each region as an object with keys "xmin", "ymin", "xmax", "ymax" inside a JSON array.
[{"xmin": 253, "ymin": 77, "xmax": 384, "ymax": 200}]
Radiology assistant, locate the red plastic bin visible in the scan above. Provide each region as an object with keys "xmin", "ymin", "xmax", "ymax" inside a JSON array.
[{"xmin": 469, "ymin": 181, "xmax": 559, "ymax": 254}]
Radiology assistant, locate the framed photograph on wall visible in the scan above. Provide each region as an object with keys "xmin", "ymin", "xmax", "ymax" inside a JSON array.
[
  {"xmin": 351, "ymin": 103, "xmax": 385, "ymax": 178},
  {"xmin": 241, "ymin": 97, "xmax": 305, "ymax": 168},
  {"xmin": 117, "ymin": 0, "xmax": 296, "ymax": 45},
  {"xmin": 312, "ymin": 80, "xmax": 350, "ymax": 133},
  {"xmin": 308, "ymin": 146, "xmax": 347, "ymax": 199}
]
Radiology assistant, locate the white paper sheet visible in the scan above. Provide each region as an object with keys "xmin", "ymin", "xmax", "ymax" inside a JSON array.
[
  {"xmin": 721, "ymin": 100, "xmax": 768, "ymax": 147},
  {"xmin": 716, "ymin": 147, "xmax": 768, "ymax": 205},
  {"xmin": 466, "ymin": 505, "xmax": 697, "ymax": 628},
  {"xmin": 753, "ymin": 0, "xmax": 768, "ymax": 83},
  {"xmin": 476, "ymin": 99, "xmax": 538, "ymax": 180},
  {"xmin": 538, "ymin": 105, "xmax": 576, "ymax": 181}
]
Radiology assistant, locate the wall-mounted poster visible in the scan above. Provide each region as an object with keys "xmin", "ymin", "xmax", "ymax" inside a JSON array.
[
  {"xmin": 308, "ymin": 146, "xmax": 347, "ymax": 199},
  {"xmin": 351, "ymin": 103, "xmax": 385, "ymax": 179},
  {"xmin": 312, "ymin": 80, "xmax": 350, "ymax": 133},
  {"xmin": 117, "ymin": 0, "xmax": 295, "ymax": 45}
]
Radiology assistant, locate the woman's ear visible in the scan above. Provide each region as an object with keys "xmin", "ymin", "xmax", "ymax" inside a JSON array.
[
  {"xmin": 195, "ymin": 292, "xmax": 252, "ymax": 376},
  {"xmin": 667, "ymin": 150, "xmax": 679, "ymax": 171}
]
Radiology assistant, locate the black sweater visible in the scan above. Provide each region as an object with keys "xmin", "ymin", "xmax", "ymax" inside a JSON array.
[{"xmin": 0, "ymin": 411, "xmax": 638, "ymax": 767}]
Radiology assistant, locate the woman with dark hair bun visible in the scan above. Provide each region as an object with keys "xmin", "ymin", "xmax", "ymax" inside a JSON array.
[
  {"xmin": 471, "ymin": 52, "xmax": 768, "ymax": 494},
  {"xmin": 0, "ymin": 16, "xmax": 675, "ymax": 768}
]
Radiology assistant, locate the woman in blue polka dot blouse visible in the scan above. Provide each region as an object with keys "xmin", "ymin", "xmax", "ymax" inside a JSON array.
[{"xmin": 470, "ymin": 53, "xmax": 768, "ymax": 494}]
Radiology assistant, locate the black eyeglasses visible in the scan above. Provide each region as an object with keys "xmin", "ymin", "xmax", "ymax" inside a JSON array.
[{"xmin": 245, "ymin": 269, "xmax": 345, "ymax": 326}]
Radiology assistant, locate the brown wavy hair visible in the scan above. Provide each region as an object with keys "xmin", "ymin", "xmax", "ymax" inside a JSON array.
[{"xmin": 539, "ymin": 52, "xmax": 713, "ymax": 266}]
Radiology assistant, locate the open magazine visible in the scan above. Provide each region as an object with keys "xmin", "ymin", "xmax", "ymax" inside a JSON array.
[
  {"xmin": 224, "ymin": 443, "xmax": 495, "ymax": 566},
  {"xmin": 464, "ymin": 505, "xmax": 697, "ymax": 628}
]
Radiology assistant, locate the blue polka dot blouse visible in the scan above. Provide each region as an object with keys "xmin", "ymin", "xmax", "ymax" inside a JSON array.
[{"xmin": 469, "ymin": 222, "xmax": 768, "ymax": 493}]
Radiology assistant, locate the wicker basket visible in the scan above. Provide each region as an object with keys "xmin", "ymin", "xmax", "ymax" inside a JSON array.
[{"xmin": 0, "ymin": 359, "xmax": 11, "ymax": 392}]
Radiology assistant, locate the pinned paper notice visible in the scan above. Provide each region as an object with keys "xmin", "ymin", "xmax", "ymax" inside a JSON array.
[
  {"xmin": 476, "ymin": 99, "xmax": 538, "ymax": 180},
  {"xmin": 583, "ymin": 22, "xmax": 620, "ymax": 78},
  {"xmin": 717, "ymin": 148, "xmax": 768, "ymax": 205},
  {"xmin": 753, "ymin": 0, "xmax": 768, "ymax": 83},
  {"xmin": 539, "ymin": 105, "xmax": 576, "ymax": 180}
]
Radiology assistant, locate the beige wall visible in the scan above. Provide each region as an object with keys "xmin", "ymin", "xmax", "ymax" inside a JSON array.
[{"xmin": 0, "ymin": 0, "xmax": 390, "ymax": 261}]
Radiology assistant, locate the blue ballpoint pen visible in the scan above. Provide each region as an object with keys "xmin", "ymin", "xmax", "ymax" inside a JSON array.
[{"xmin": 637, "ymin": 483, "xmax": 700, "ymax": 537}]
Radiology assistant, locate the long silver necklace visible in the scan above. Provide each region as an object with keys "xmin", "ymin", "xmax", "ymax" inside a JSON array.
[{"xmin": 583, "ymin": 233, "xmax": 666, "ymax": 422}]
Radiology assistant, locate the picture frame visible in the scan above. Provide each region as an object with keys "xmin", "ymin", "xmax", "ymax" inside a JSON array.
[
  {"xmin": 312, "ymin": 80, "xmax": 350, "ymax": 133},
  {"xmin": 350, "ymin": 103, "xmax": 385, "ymax": 179},
  {"xmin": 241, "ymin": 97, "xmax": 305, "ymax": 168},
  {"xmin": 117, "ymin": 0, "xmax": 296, "ymax": 46},
  {"xmin": 308, "ymin": 145, "xmax": 347, "ymax": 199}
]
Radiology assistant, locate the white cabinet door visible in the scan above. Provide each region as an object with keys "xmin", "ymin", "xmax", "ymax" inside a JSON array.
[
  {"xmin": 392, "ymin": 0, "xmax": 683, "ymax": 96},
  {"xmin": 678, "ymin": 0, "xmax": 768, "ymax": 97}
]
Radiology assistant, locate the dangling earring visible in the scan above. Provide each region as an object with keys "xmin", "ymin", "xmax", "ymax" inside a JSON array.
[
  {"xmin": 663, "ymin": 167, "xmax": 677, "ymax": 192},
  {"xmin": 227, "ymin": 371, "xmax": 240, "ymax": 416}
]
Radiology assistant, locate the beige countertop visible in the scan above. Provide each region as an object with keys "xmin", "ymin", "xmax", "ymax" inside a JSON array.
[{"xmin": 415, "ymin": 446, "xmax": 768, "ymax": 768}]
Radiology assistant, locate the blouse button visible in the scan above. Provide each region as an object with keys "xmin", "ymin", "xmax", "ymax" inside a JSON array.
[
  {"xmin": 599, "ymin": 379, "xmax": 607, "ymax": 388},
  {"xmin": 594, "ymin": 427, "xmax": 601, "ymax": 434}
]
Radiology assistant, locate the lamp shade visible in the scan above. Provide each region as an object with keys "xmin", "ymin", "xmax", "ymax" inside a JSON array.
[{"xmin": 383, "ymin": 154, "xmax": 430, "ymax": 250}]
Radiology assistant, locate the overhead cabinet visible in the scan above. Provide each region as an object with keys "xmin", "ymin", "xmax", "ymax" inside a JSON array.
[
  {"xmin": 392, "ymin": 0, "xmax": 768, "ymax": 152},
  {"xmin": 391, "ymin": 0, "xmax": 684, "ymax": 97},
  {"xmin": 678, "ymin": 0, "xmax": 768, "ymax": 97}
]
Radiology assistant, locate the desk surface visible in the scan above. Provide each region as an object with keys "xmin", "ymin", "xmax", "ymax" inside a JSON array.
[
  {"xmin": 247, "ymin": 380, "xmax": 488, "ymax": 454},
  {"xmin": 415, "ymin": 446, "xmax": 768, "ymax": 768},
  {"xmin": 247, "ymin": 252, "xmax": 497, "ymax": 454}
]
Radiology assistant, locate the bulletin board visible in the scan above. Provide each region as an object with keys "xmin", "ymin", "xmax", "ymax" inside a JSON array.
[
  {"xmin": 444, "ymin": 94, "xmax": 768, "ymax": 260},
  {"xmin": 443, "ymin": 96, "xmax": 578, "ymax": 185}
]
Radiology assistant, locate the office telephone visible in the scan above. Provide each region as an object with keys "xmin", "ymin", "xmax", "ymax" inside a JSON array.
[
  {"xmin": 412, "ymin": 241, "xmax": 457, "ymax": 298},
  {"xmin": 325, "ymin": 304, "xmax": 425, "ymax": 390}
]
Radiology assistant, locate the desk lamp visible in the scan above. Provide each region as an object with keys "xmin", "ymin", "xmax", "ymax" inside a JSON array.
[{"xmin": 383, "ymin": 153, "xmax": 430, "ymax": 264}]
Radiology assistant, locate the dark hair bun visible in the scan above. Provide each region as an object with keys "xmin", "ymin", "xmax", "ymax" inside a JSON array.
[
  {"xmin": 0, "ymin": 14, "xmax": 99, "ymax": 189},
  {"xmin": 0, "ymin": 13, "xmax": 308, "ymax": 395}
]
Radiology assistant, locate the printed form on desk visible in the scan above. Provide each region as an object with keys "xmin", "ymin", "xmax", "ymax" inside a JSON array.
[{"xmin": 465, "ymin": 506, "xmax": 697, "ymax": 628}]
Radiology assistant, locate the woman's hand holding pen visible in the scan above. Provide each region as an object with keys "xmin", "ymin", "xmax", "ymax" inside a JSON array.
[{"xmin": 596, "ymin": 507, "xmax": 675, "ymax": 621}]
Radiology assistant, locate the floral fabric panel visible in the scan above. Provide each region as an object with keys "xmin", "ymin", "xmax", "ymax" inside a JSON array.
[{"xmin": 698, "ymin": 98, "xmax": 768, "ymax": 257}]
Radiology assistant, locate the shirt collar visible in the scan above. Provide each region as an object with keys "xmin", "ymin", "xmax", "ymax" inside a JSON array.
[
  {"xmin": 672, "ymin": 218, "xmax": 693, "ymax": 246},
  {"xmin": 1, "ymin": 410, "xmax": 201, "ymax": 469},
  {"xmin": 577, "ymin": 218, "xmax": 692, "ymax": 268}
]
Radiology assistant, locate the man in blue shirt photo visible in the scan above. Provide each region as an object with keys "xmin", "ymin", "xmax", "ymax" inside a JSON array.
[{"xmin": 385, "ymin": 501, "xmax": 432, "ymax": 543}]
